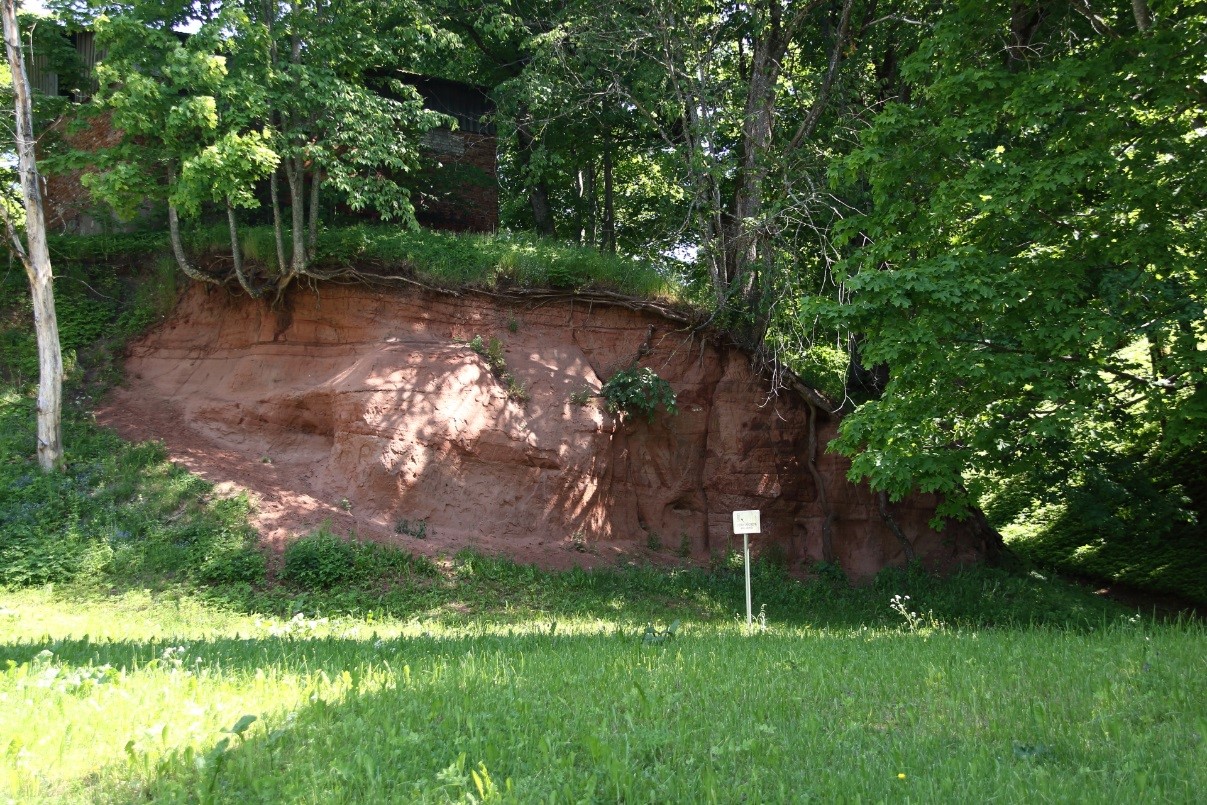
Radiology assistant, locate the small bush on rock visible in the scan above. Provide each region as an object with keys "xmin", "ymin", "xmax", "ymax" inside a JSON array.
[{"xmin": 601, "ymin": 367, "xmax": 677, "ymax": 423}]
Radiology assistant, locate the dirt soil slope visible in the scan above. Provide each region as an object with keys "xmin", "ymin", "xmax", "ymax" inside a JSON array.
[{"xmin": 98, "ymin": 282, "xmax": 991, "ymax": 575}]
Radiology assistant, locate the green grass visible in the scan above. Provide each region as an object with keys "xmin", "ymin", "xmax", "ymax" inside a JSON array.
[
  {"xmin": 0, "ymin": 587, "xmax": 1202, "ymax": 803},
  {"xmin": 45, "ymin": 224, "xmax": 687, "ymax": 304}
]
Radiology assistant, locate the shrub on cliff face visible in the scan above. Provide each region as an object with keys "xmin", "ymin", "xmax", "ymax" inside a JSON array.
[{"xmin": 601, "ymin": 367, "xmax": 677, "ymax": 423}]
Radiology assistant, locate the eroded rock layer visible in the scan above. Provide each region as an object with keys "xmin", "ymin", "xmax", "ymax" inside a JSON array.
[{"xmin": 99, "ymin": 282, "xmax": 989, "ymax": 576}]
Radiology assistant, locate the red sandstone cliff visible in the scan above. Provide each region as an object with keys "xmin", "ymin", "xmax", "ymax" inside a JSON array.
[{"xmin": 98, "ymin": 282, "xmax": 992, "ymax": 577}]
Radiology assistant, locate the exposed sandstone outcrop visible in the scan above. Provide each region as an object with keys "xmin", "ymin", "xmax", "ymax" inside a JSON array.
[{"xmin": 98, "ymin": 282, "xmax": 991, "ymax": 577}]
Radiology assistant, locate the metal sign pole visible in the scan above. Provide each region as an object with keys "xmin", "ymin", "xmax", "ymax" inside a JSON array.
[
  {"xmin": 744, "ymin": 533, "xmax": 752, "ymax": 630},
  {"xmin": 732, "ymin": 509, "xmax": 760, "ymax": 633}
]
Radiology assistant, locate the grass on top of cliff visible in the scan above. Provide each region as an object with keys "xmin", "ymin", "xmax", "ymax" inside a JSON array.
[{"xmin": 46, "ymin": 225, "xmax": 690, "ymax": 304}]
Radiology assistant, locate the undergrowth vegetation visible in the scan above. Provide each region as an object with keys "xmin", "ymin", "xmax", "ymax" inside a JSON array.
[
  {"xmin": 45, "ymin": 224, "xmax": 687, "ymax": 304},
  {"xmin": 0, "ymin": 391, "xmax": 264, "ymax": 590}
]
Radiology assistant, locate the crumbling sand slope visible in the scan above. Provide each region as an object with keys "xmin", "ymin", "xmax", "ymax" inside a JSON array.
[{"xmin": 98, "ymin": 282, "xmax": 989, "ymax": 575}]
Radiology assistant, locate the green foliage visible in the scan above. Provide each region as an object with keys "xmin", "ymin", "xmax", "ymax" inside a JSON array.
[
  {"xmin": 0, "ymin": 391, "xmax": 264, "ymax": 589},
  {"xmin": 280, "ymin": 527, "xmax": 357, "ymax": 589},
  {"xmin": 601, "ymin": 366, "xmax": 677, "ymax": 423},
  {"xmin": 1, "ymin": 257, "xmax": 179, "ymax": 387},
  {"xmin": 316, "ymin": 225, "xmax": 682, "ymax": 301},
  {"xmin": 469, "ymin": 333, "xmax": 529, "ymax": 402},
  {"xmin": 995, "ymin": 437, "xmax": 1207, "ymax": 603},
  {"xmin": 46, "ymin": 232, "xmax": 171, "ymax": 262},
  {"xmin": 469, "ymin": 334, "xmax": 506, "ymax": 373},
  {"xmin": 117, "ymin": 258, "xmax": 181, "ymax": 335},
  {"xmin": 394, "ymin": 518, "xmax": 428, "ymax": 539},
  {"xmin": 676, "ymin": 532, "xmax": 691, "ymax": 558},
  {"xmin": 48, "ymin": 225, "xmax": 685, "ymax": 303},
  {"xmin": 787, "ymin": 343, "xmax": 848, "ymax": 405},
  {"xmin": 281, "ymin": 525, "xmax": 438, "ymax": 592},
  {"xmin": 818, "ymin": 4, "xmax": 1207, "ymax": 546},
  {"xmin": 645, "ymin": 530, "xmax": 662, "ymax": 552}
]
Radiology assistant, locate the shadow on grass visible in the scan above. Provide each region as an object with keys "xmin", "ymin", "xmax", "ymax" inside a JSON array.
[{"xmin": 16, "ymin": 614, "xmax": 1201, "ymax": 804}]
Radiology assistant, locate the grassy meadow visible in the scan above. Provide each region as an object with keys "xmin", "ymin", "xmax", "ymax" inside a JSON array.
[{"xmin": 0, "ymin": 587, "xmax": 1203, "ymax": 803}]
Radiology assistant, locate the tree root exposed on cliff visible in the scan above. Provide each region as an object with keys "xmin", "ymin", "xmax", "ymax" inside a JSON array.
[{"xmin": 877, "ymin": 490, "xmax": 917, "ymax": 565}]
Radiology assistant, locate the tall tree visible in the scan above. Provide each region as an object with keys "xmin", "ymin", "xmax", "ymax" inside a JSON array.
[
  {"xmin": 820, "ymin": 1, "xmax": 1206, "ymax": 532},
  {"xmin": 77, "ymin": 0, "xmax": 444, "ymax": 296},
  {"xmin": 1, "ymin": 0, "xmax": 64, "ymax": 472},
  {"xmin": 83, "ymin": 10, "xmax": 255, "ymax": 286},
  {"xmin": 533, "ymin": 0, "xmax": 862, "ymax": 346}
]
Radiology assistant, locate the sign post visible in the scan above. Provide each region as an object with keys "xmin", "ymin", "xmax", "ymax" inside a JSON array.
[{"xmin": 732, "ymin": 510, "xmax": 761, "ymax": 630}]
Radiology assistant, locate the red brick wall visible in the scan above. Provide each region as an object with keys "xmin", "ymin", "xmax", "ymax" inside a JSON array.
[
  {"xmin": 44, "ymin": 114, "xmax": 500, "ymax": 235},
  {"xmin": 42, "ymin": 111, "xmax": 126, "ymax": 234},
  {"xmin": 414, "ymin": 129, "xmax": 499, "ymax": 233}
]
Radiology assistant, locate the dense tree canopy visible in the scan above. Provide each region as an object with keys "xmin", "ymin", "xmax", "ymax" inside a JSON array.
[{"xmin": 822, "ymin": 1, "xmax": 1204, "ymax": 538}]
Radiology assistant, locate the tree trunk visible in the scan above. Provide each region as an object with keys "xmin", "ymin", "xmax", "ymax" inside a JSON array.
[
  {"xmin": 163, "ymin": 164, "xmax": 218, "ymax": 286},
  {"xmin": 877, "ymin": 491, "xmax": 916, "ymax": 565},
  {"xmin": 307, "ymin": 167, "xmax": 320, "ymax": 262},
  {"xmin": 226, "ymin": 199, "xmax": 256, "ymax": 297},
  {"xmin": 529, "ymin": 180, "xmax": 555, "ymax": 238},
  {"xmin": 516, "ymin": 116, "xmax": 555, "ymax": 237},
  {"xmin": 286, "ymin": 153, "xmax": 307, "ymax": 274},
  {"xmin": 269, "ymin": 167, "xmax": 288, "ymax": 276},
  {"xmin": 3, "ymin": 0, "xmax": 62, "ymax": 471},
  {"xmin": 805, "ymin": 403, "xmax": 834, "ymax": 562},
  {"xmin": 601, "ymin": 128, "xmax": 616, "ymax": 254},
  {"xmin": 586, "ymin": 159, "xmax": 598, "ymax": 247},
  {"xmin": 1132, "ymin": 0, "xmax": 1152, "ymax": 32}
]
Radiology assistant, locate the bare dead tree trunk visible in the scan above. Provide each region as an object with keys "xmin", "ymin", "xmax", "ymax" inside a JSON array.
[{"xmin": 2, "ymin": 0, "xmax": 62, "ymax": 471}]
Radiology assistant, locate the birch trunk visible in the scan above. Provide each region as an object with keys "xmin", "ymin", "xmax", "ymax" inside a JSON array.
[{"xmin": 3, "ymin": 0, "xmax": 62, "ymax": 471}]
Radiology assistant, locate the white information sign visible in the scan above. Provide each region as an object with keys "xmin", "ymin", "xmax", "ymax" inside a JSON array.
[
  {"xmin": 732, "ymin": 510, "xmax": 761, "ymax": 630},
  {"xmin": 732, "ymin": 509, "xmax": 761, "ymax": 535}
]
